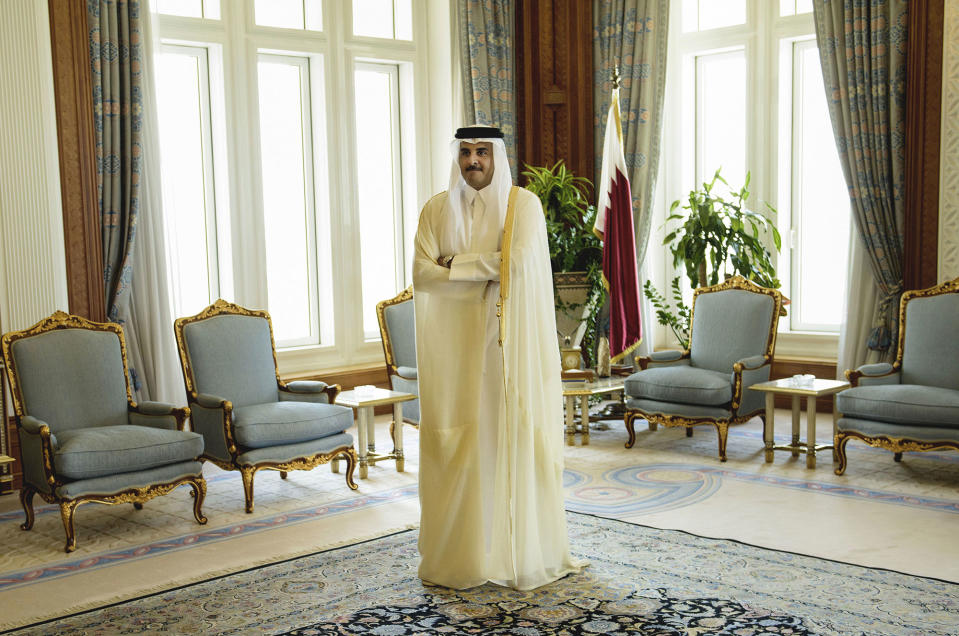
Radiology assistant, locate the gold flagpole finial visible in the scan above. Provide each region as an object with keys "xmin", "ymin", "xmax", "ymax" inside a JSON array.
[{"xmin": 611, "ymin": 65, "xmax": 621, "ymax": 90}]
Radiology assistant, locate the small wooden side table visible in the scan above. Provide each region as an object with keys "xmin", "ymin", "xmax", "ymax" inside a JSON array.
[
  {"xmin": 335, "ymin": 388, "xmax": 416, "ymax": 479},
  {"xmin": 561, "ymin": 376, "xmax": 626, "ymax": 446},
  {"xmin": 750, "ymin": 378, "xmax": 850, "ymax": 468}
]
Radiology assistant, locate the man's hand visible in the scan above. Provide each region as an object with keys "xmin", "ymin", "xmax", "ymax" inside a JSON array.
[{"xmin": 437, "ymin": 255, "xmax": 454, "ymax": 268}]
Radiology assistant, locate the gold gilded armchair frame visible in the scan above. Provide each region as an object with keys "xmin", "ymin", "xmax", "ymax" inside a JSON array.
[
  {"xmin": 625, "ymin": 276, "xmax": 783, "ymax": 462},
  {"xmin": 1, "ymin": 311, "xmax": 206, "ymax": 552},
  {"xmin": 835, "ymin": 277, "xmax": 959, "ymax": 475},
  {"xmin": 174, "ymin": 300, "xmax": 357, "ymax": 513}
]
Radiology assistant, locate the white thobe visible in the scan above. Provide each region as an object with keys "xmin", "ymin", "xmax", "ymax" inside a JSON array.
[{"xmin": 413, "ymin": 185, "xmax": 584, "ymax": 591}]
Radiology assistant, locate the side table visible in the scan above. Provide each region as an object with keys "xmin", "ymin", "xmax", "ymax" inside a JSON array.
[
  {"xmin": 334, "ymin": 388, "xmax": 416, "ymax": 479},
  {"xmin": 561, "ymin": 376, "xmax": 626, "ymax": 446},
  {"xmin": 749, "ymin": 378, "xmax": 850, "ymax": 468}
]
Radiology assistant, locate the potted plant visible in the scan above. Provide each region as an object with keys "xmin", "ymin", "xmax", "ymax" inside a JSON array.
[
  {"xmin": 522, "ymin": 161, "xmax": 606, "ymax": 367},
  {"xmin": 645, "ymin": 168, "xmax": 782, "ymax": 348}
]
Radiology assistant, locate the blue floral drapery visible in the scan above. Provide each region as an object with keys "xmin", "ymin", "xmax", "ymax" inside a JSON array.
[
  {"xmin": 813, "ymin": 0, "xmax": 907, "ymax": 352},
  {"xmin": 88, "ymin": 0, "xmax": 142, "ymax": 329},
  {"xmin": 593, "ymin": 0, "xmax": 669, "ymax": 268},
  {"xmin": 457, "ymin": 0, "xmax": 517, "ymax": 179}
]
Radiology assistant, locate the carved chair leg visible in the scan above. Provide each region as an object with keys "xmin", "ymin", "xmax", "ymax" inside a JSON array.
[
  {"xmin": 624, "ymin": 412, "xmax": 638, "ymax": 449},
  {"xmin": 190, "ymin": 477, "xmax": 208, "ymax": 524},
  {"xmin": 59, "ymin": 500, "xmax": 80, "ymax": 553},
  {"xmin": 686, "ymin": 427, "xmax": 693, "ymax": 438},
  {"xmin": 19, "ymin": 486, "xmax": 36, "ymax": 531},
  {"xmin": 648, "ymin": 422, "xmax": 658, "ymax": 432},
  {"xmin": 240, "ymin": 467, "xmax": 257, "ymax": 514},
  {"xmin": 389, "ymin": 420, "xmax": 396, "ymax": 449},
  {"xmin": 894, "ymin": 452, "xmax": 903, "ymax": 463},
  {"xmin": 280, "ymin": 471, "xmax": 288, "ymax": 479},
  {"xmin": 342, "ymin": 448, "xmax": 358, "ymax": 490},
  {"xmin": 715, "ymin": 423, "xmax": 728, "ymax": 462},
  {"xmin": 834, "ymin": 433, "xmax": 850, "ymax": 476},
  {"xmin": 133, "ymin": 502, "xmax": 144, "ymax": 510}
]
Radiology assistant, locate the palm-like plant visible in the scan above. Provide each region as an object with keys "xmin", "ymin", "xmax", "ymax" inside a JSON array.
[{"xmin": 522, "ymin": 162, "xmax": 602, "ymax": 272}]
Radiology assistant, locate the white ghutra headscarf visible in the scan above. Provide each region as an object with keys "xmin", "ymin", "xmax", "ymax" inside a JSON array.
[{"xmin": 444, "ymin": 126, "xmax": 513, "ymax": 250}]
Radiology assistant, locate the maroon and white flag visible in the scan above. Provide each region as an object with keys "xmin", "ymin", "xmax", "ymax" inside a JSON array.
[{"xmin": 593, "ymin": 87, "xmax": 642, "ymax": 364}]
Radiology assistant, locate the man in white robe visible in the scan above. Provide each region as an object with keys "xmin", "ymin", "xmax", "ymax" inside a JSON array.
[{"xmin": 412, "ymin": 126, "xmax": 584, "ymax": 590}]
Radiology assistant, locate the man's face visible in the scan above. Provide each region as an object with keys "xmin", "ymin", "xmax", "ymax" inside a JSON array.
[{"xmin": 458, "ymin": 141, "xmax": 495, "ymax": 190}]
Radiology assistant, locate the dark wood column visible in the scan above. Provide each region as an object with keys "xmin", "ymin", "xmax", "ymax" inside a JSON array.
[
  {"xmin": 48, "ymin": 0, "xmax": 105, "ymax": 322},
  {"xmin": 904, "ymin": 0, "xmax": 944, "ymax": 291},
  {"xmin": 515, "ymin": 1, "xmax": 594, "ymax": 187}
]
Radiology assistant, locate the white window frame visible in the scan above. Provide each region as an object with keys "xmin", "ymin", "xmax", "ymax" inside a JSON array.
[
  {"xmin": 658, "ymin": 0, "xmax": 843, "ymax": 358},
  {"xmin": 156, "ymin": 43, "xmax": 222, "ymax": 314},
  {"xmin": 155, "ymin": 0, "xmax": 439, "ymax": 376}
]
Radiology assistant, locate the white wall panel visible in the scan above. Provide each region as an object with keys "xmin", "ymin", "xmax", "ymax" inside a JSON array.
[{"xmin": 0, "ymin": 0, "xmax": 68, "ymax": 333}]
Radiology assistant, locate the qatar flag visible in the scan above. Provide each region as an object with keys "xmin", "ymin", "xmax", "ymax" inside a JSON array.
[{"xmin": 593, "ymin": 87, "xmax": 642, "ymax": 364}]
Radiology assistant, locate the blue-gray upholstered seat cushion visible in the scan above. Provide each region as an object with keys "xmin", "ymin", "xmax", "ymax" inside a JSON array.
[
  {"xmin": 53, "ymin": 425, "xmax": 204, "ymax": 480},
  {"xmin": 836, "ymin": 385, "xmax": 959, "ymax": 427},
  {"xmin": 232, "ymin": 402, "xmax": 354, "ymax": 449},
  {"xmin": 625, "ymin": 366, "xmax": 732, "ymax": 406}
]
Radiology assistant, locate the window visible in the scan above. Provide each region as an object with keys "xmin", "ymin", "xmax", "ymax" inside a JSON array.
[
  {"xmin": 666, "ymin": 1, "xmax": 850, "ymax": 337},
  {"xmin": 156, "ymin": 45, "xmax": 220, "ymax": 318},
  {"xmin": 155, "ymin": 0, "xmax": 428, "ymax": 371}
]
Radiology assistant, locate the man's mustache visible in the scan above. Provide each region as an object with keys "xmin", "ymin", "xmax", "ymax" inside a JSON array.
[{"xmin": 466, "ymin": 165, "xmax": 482, "ymax": 171}]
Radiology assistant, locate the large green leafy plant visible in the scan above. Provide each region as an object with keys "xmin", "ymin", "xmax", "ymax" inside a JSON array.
[
  {"xmin": 645, "ymin": 168, "xmax": 782, "ymax": 348},
  {"xmin": 523, "ymin": 161, "xmax": 605, "ymax": 366}
]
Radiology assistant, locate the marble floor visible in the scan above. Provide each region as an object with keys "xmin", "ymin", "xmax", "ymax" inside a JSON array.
[{"xmin": 0, "ymin": 407, "xmax": 956, "ymax": 629}]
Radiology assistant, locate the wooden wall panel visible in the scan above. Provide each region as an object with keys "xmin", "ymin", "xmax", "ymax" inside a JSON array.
[
  {"xmin": 48, "ymin": 0, "xmax": 105, "ymax": 322},
  {"xmin": 904, "ymin": 0, "xmax": 944, "ymax": 291},
  {"xmin": 515, "ymin": 1, "xmax": 594, "ymax": 188}
]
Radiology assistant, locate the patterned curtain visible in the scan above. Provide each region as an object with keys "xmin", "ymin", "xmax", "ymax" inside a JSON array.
[
  {"xmin": 88, "ymin": 0, "xmax": 141, "ymax": 329},
  {"xmin": 593, "ymin": 0, "xmax": 669, "ymax": 268},
  {"xmin": 813, "ymin": 0, "xmax": 907, "ymax": 353},
  {"xmin": 457, "ymin": 0, "xmax": 517, "ymax": 180}
]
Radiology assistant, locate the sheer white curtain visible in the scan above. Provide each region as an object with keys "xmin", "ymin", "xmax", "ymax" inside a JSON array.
[
  {"xmin": 837, "ymin": 230, "xmax": 883, "ymax": 378},
  {"xmin": 125, "ymin": 2, "xmax": 185, "ymax": 404}
]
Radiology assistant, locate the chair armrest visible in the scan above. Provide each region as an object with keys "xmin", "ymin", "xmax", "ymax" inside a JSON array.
[
  {"xmin": 278, "ymin": 380, "xmax": 337, "ymax": 404},
  {"xmin": 636, "ymin": 349, "xmax": 690, "ymax": 370},
  {"xmin": 846, "ymin": 362, "xmax": 901, "ymax": 387},
  {"xmin": 190, "ymin": 396, "xmax": 236, "ymax": 460},
  {"xmin": 395, "ymin": 366, "xmax": 418, "ymax": 380},
  {"xmin": 19, "ymin": 415, "xmax": 57, "ymax": 487},
  {"xmin": 734, "ymin": 355, "xmax": 769, "ymax": 372},
  {"xmin": 731, "ymin": 355, "xmax": 772, "ymax": 411},
  {"xmin": 195, "ymin": 393, "xmax": 232, "ymax": 409},
  {"xmin": 129, "ymin": 401, "xmax": 191, "ymax": 431}
]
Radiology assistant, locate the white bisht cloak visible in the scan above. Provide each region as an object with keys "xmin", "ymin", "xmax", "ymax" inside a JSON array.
[{"xmin": 413, "ymin": 185, "xmax": 583, "ymax": 591}]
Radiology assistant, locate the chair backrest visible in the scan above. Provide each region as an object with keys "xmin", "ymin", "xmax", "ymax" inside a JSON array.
[
  {"xmin": 376, "ymin": 287, "xmax": 416, "ymax": 373},
  {"xmin": 689, "ymin": 277, "xmax": 781, "ymax": 373},
  {"xmin": 1, "ymin": 313, "xmax": 131, "ymax": 433},
  {"xmin": 899, "ymin": 279, "xmax": 959, "ymax": 389},
  {"xmin": 176, "ymin": 302, "xmax": 279, "ymax": 408}
]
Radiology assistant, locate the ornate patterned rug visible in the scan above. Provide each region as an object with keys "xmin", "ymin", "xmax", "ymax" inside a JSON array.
[{"xmin": 9, "ymin": 512, "xmax": 957, "ymax": 635}]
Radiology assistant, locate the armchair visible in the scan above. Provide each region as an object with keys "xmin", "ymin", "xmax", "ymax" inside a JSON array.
[
  {"xmin": 623, "ymin": 276, "xmax": 783, "ymax": 461},
  {"xmin": 835, "ymin": 278, "xmax": 959, "ymax": 474},
  {"xmin": 376, "ymin": 287, "xmax": 419, "ymax": 440},
  {"xmin": 1, "ymin": 312, "xmax": 207, "ymax": 552},
  {"xmin": 174, "ymin": 300, "xmax": 357, "ymax": 513}
]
